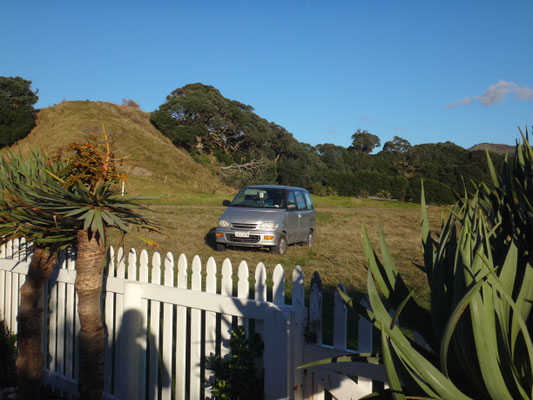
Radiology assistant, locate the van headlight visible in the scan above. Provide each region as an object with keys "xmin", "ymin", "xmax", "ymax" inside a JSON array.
[
  {"xmin": 218, "ymin": 220, "xmax": 230, "ymax": 228},
  {"xmin": 258, "ymin": 222, "xmax": 279, "ymax": 230}
]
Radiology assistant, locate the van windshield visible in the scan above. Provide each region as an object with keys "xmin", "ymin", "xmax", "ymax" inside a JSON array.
[{"xmin": 230, "ymin": 188, "xmax": 285, "ymax": 208}]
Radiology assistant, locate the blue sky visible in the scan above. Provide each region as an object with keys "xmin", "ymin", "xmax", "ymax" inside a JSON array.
[{"xmin": 2, "ymin": 1, "xmax": 532, "ymax": 149}]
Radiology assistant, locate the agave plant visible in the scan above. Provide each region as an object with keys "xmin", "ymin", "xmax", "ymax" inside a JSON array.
[
  {"xmin": 0, "ymin": 150, "xmax": 76, "ymax": 400},
  {"xmin": 302, "ymin": 131, "xmax": 533, "ymax": 399}
]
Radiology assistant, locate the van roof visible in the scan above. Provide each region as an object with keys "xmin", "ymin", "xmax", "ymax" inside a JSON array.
[{"xmin": 245, "ymin": 185, "xmax": 309, "ymax": 192}]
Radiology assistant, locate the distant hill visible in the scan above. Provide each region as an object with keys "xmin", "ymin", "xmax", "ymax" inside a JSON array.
[
  {"xmin": 4, "ymin": 101, "xmax": 229, "ymax": 197},
  {"xmin": 468, "ymin": 143, "xmax": 515, "ymax": 155}
]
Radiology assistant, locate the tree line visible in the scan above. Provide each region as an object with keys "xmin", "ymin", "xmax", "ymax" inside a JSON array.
[
  {"xmin": 150, "ymin": 83, "xmax": 505, "ymax": 204},
  {"xmin": 0, "ymin": 77, "xmax": 506, "ymax": 204}
]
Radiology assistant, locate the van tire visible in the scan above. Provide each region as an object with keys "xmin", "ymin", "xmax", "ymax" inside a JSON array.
[
  {"xmin": 270, "ymin": 234, "xmax": 287, "ymax": 255},
  {"xmin": 216, "ymin": 243, "xmax": 226, "ymax": 252}
]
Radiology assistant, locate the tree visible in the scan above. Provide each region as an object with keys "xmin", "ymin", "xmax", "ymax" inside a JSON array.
[
  {"xmin": 1, "ymin": 127, "xmax": 160, "ymax": 399},
  {"xmin": 348, "ymin": 128, "xmax": 380, "ymax": 153},
  {"xmin": 0, "ymin": 77, "xmax": 39, "ymax": 148},
  {"xmin": 150, "ymin": 83, "xmax": 263, "ymax": 159},
  {"xmin": 382, "ymin": 136, "xmax": 411, "ymax": 153},
  {"xmin": 0, "ymin": 151, "xmax": 76, "ymax": 399},
  {"xmin": 43, "ymin": 127, "xmax": 160, "ymax": 399}
]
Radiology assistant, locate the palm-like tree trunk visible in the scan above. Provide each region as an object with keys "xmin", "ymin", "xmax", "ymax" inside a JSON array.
[
  {"xmin": 75, "ymin": 229, "xmax": 106, "ymax": 400},
  {"xmin": 16, "ymin": 246, "xmax": 56, "ymax": 400}
]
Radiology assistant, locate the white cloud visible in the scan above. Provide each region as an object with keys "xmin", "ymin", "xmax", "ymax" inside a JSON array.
[{"xmin": 446, "ymin": 80, "xmax": 533, "ymax": 108}]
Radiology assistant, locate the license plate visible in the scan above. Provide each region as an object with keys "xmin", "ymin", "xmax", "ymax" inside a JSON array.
[{"xmin": 235, "ymin": 231, "xmax": 250, "ymax": 238}]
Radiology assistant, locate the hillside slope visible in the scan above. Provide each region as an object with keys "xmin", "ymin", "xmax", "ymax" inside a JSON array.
[
  {"xmin": 5, "ymin": 101, "xmax": 229, "ymax": 198},
  {"xmin": 468, "ymin": 143, "xmax": 515, "ymax": 155}
]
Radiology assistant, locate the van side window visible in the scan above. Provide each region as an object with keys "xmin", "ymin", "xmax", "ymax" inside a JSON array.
[
  {"xmin": 294, "ymin": 190, "xmax": 306, "ymax": 210},
  {"xmin": 303, "ymin": 191, "xmax": 314, "ymax": 210},
  {"xmin": 287, "ymin": 191, "xmax": 296, "ymax": 208}
]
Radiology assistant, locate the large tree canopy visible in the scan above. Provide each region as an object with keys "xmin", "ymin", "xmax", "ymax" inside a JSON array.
[
  {"xmin": 150, "ymin": 83, "xmax": 268, "ymax": 161},
  {"xmin": 382, "ymin": 136, "xmax": 411, "ymax": 154},
  {"xmin": 0, "ymin": 76, "xmax": 39, "ymax": 148},
  {"xmin": 348, "ymin": 129, "xmax": 381, "ymax": 153}
]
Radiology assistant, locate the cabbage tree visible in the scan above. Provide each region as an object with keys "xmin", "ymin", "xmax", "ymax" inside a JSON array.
[{"xmin": 0, "ymin": 151, "xmax": 76, "ymax": 399}]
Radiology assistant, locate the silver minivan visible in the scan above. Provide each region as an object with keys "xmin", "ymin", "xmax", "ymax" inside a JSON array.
[{"xmin": 215, "ymin": 185, "xmax": 316, "ymax": 255}]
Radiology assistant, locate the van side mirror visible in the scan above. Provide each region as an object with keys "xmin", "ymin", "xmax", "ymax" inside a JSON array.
[{"xmin": 222, "ymin": 200, "xmax": 231, "ymax": 206}]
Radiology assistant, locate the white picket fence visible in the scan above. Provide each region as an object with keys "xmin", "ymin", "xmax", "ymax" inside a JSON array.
[{"xmin": 0, "ymin": 238, "xmax": 387, "ymax": 400}]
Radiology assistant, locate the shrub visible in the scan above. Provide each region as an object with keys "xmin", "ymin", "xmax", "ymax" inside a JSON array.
[
  {"xmin": 121, "ymin": 98, "xmax": 140, "ymax": 109},
  {"xmin": 407, "ymin": 177, "xmax": 454, "ymax": 204},
  {"xmin": 0, "ymin": 320, "xmax": 17, "ymax": 387},
  {"xmin": 206, "ymin": 327, "xmax": 264, "ymax": 400},
  {"xmin": 0, "ymin": 76, "xmax": 39, "ymax": 148}
]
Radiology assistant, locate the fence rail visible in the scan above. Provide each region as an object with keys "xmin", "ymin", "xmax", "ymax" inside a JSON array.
[{"xmin": 0, "ymin": 238, "xmax": 387, "ymax": 400}]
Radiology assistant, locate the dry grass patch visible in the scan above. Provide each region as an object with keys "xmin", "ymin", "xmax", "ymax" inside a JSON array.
[{"xmin": 111, "ymin": 202, "xmax": 444, "ymax": 310}]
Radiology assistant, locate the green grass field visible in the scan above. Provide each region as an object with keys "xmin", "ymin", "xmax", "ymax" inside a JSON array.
[{"xmin": 111, "ymin": 192, "xmax": 444, "ymax": 312}]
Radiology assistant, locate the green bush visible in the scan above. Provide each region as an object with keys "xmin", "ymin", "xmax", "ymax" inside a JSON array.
[
  {"xmin": 206, "ymin": 327, "xmax": 264, "ymax": 400},
  {"xmin": 0, "ymin": 320, "xmax": 17, "ymax": 387},
  {"xmin": 407, "ymin": 177, "xmax": 455, "ymax": 204}
]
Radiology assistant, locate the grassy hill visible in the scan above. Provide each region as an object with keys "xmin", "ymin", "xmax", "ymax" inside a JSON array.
[
  {"xmin": 468, "ymin": 142, "xmax": 515, "ymax": 155},
  {"xmin": 4, "ymin": 101, "xmax": 231, "ymax": 202}
]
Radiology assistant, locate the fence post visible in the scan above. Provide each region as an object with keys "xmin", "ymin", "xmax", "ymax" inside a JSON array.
[
  {"xmin": 264, "ymin": 307, "xmax": 290, "ymax": 400},
  {"xmin": 357, "ymin": 296, "xmax": 374, "ymax": 393},
  {"xmin": 118, "ymin": 282, "xmax": 143, "ymax": 400}
]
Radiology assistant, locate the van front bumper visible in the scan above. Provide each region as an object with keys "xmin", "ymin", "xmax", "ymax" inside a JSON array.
[{"xmin": 215, "ymin": 229, "xmax": 281, "ymax": 248}]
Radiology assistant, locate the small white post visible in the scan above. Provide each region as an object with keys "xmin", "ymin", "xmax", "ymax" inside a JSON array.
[{"xmin": 119, "ymin": 282, "xmax": 144, "ymax": 400}]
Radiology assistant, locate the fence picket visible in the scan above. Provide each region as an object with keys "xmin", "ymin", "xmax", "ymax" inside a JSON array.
[
  {"xmin": 104, "ymin": 247, "xmax": 115, "ymax": 393},
  {"xmin": 113, "ymin": 247, "xmax": 126, "ymax": 393},
  {"xmin": 292, "ymin": 266, "xmax": 306, "ymax": 400},
  {"xmin": 162, "ymin": 252, "xmax": 175, "ymax": 400},
  {"xmin": 48, "ymin": 269, "xmax": 58, "ymax": 371},
  {"xmin": 333, "ymin": 283, "xmax": 347, "ymax": 350},
  {"xmin": 273, "ymin": 264, "xmax": 285, "ymax": 305},
  {"xmin": 309, "ymin": 271, "xmax": 323, "ymax": 344},
  {"xmin": 0, "ymin": 267, "xmax": 4, "ymax": 321},
  {"xmin": 138, "ymin": 249, "xmax": 149, "ymax": 398},
  {"xmin": 6, "ymin": 240, "xmax": 12, "ymax": 258},
  {"xmin": 190, "ymin": 256, "xmax": 202, "ymax": 400},
  {"xmin": 357, "ymin": 297, "xmax": 374, "ymax": 394},
  {"xmin": 175, "ymin": 253, "xmax": 187, "ymax": 400},
  {"xmin": 128, "ymin": 248, "xmax": 137, "ymax": 281},
  {"xmin": 148, "ymin": 252, "xmax": 161, "ymax": 400},
  {"xmin": 254, "ymin": 262, "xmax": 267, "ymax": 342},
  {"xmin": 56, "ymin": 251, "xmax": 67, "ymax": 375},
  {"xmin": 205, "ymin": 257, "xmax": 217, "ymax": 398},
  {"xmin": 220, "ymin": 259, "xmax": 233, "ymax": 357},
  {"xmin": 237, "ymin": 261, "xmax": 249, "ymax": 329},
  {"xmin": 10, "ymin": 263, "xmax": 19, "ymax": 334}
]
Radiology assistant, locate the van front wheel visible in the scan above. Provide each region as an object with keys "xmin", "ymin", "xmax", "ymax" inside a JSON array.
[{"xmin": 270, "ymin": 234, "xmax": 287, "ymax": 255}]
